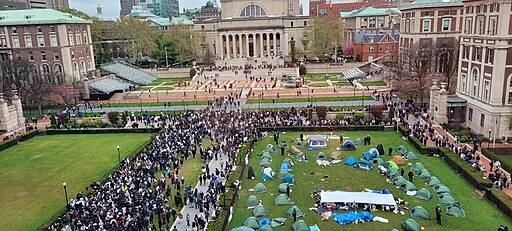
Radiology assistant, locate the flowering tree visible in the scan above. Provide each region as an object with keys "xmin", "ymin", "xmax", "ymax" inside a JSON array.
[
  {"xmin": 51, "ymin": 85, "xmax": 81, "ymax": 105},
  {"xmin": 343, "ymin": 43, "xmax": 355, "ymax": 56}
]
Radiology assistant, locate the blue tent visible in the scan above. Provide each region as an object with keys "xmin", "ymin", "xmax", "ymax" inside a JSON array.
[
  {"xmin": 342, "ymin": 140, "xmax": 356, "ymax": 151},
  {"xmin": 260, "ymin": 167, "xmax": 275, "ymax": 181},
  {"xmin": 362, "ymin": 152, "xmax": 374, "ymax": 161},
  {"xmin": 358, "ymin": 159, "xmax": 373, "ymax": 170},
  {"xmin": 344, "ymin": 157, "xmax": 357, "ymax": 166},
  {"xmin": 283, "ymin": 173, "xmax": 295, "ymax": 184},
  {"xmin": 280, "ymin": 163, "xmax": 291, "ymax": 171},
  {"xmin": 259, "ymin": 218, "xmax": 271, "ymax": 227},
  {"xmin": 369, "ymin": 148, "xmax": 379, "ymax": 157}
]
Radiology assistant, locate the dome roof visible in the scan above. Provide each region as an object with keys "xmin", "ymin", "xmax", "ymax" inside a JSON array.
[{"xmin": 206, "ymin": 0, "xmax": 214, "ymax": 7}]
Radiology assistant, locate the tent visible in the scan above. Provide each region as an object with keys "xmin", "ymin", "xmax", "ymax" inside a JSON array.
[
  {"xmin": 289, "ymin": 146, "xmax": 302, "ymax": 155},
  {"xmin": 275, "ymin": 194, "xmax": 292, "ymax": 206},
  {"xmin": 330, "ymin": 151, "xmax": 342, "ymax": 160},
  {"xmin": 358, "ymin": 159, "xmax": 373, "ymax": 171},
  {"xmin": 231, "ymin": 226, "xmax": 255, "ymax": 231},
  {"xmin": 320, "ymin": 191, "xmax": 397, "ymax": 206},
  {"xmin": 376, "ymin": 144, "xmax": 385, "ymax": 156},
  {"xmin": 387, "ymin": 161, "xmax": 399, "ymax": 169},
  {"xmin": 391, "ymin": 155, "xmax": 406, "ymax": 165},
  {"xmin": 438, "ymin": 193, "xmax": 457, "ymax": 204},
  {"xmin": 414, "ymin": 188, "xmax": 432, "ymax": 200},
  {"xmin": 372, "ymin": 158, "xmax": 385, "ymax": 167},
  {"xmin": 411, "ymin": 163, "xmax": 425, "ymax": 174},
  {"xmin": 342, "ymin": 140, "xmax": 356, "ymax": 151},
  {"xmin": 282, "ymin": 158, "xmax": 295, "ymax": 166},
  {"xmin": 280, "ymin": 162, "xmax": 291, "ymax": 171},
  {"xmin": 446, "ymin": 203, "xmax": 465, "ymax": 218},
  {"xmin": 283, "ymin": 173, "xmax": 295, "ymax": 184},
  {"xmin": 254, "ymin": 183, "xmax": 268, "ymax": 194},
  {"xmin": 387, "ymin": 167, "xmax": 400, "ymax": 179},
  {"xmin": 261, "ymin": 152, "xmax": 272, "ymax": 160},
  {"xmin": 295, "ymin": 140, "xmax": 305, "ymax": 147},
  {"xmin": 401, "ymin": 219, "xmax": 421, "ymax": 231},
  {"xmin": 286, "ymin": 206, "xmax": 305, "ymax": 219},
  {"xmin": 266, "ymin": 144, "xmax": 278, "ymax": 153},
  {"xmin": 397, "ymin": 146, "xmax": 408, "ymax": 155},
  {"xmin": 315, "ymin": 152, "xmax": 327, "ymax": 160},
  {"xmin": 244, "ymin": 217, "xmax": 260, "ymax": 229},
  {"xmin": 417, "ymin": 169, "xmax": 431, "ymax": 179},
  {"xmin": 248, "ymin": 166, "xmax": 255, "ymax": 179},
  {"xmin": 253, "ymin": 204, "xmax": 269, "ymax": 217},
  {"xmin": 271, "ymin": 218, "xmax": 287, "ymax": 227},
  {"xmin": 345, "ymin": 157, "xmax": 358, "ymax": 166},
  {"xmin": 433, "ymin": 185, "xmax": 451, "ymax": 194},
  {"xmin": 261, "ymin": 167, "xmax": 275, "ymax": 181},
  {"xmin": 259, "ymin": 218, "xmax": 271, "ymax": 227},
  {"xmin": 393, "ymin": 176, "xmax": 407, "ymax": 186},
  {"xmin": 362, "ymin": 151, "xmax": 374, "ymax": 161},
  {"xmin": 278, "ymin": 183, "xmax": 290, "ymax": 193},
  {"xmin": 278, "ymin": 141, "xmax": 289, "ymax": 149},
  {"xmin": 369, "ymin": 148, "xmax": 380, "ymax": 158},
  {"xmin": 404, "ymin": 151, "xmax": 419, "ymax": 160},
  {"xmin": 399, "ymin": 181, "xmax": 417, "ymax": 192},
  {"xmin": 246, "ymin": 195, "xmax": 259, "ymax": 208},
  {"xmin": 295, "ymin": 152, "xmax": 307, "ymax": 162},
  {"xmin": 292, "ymin": 220, "xmax": 310, "ymax": 231},
  {"xmin": 428, "ymin": 176, "xmax": 442, "ymax": 187},
  {"xmin": 278, "ymin": 169, "xmax": 289, "ymax": 179},
  {"xmin": 308, "ymin": 135, "xmax": 328, "ymax": 149},
  {"xmin": 354, "ymin": 138, "xmax": 363, "ymax": 145},
  {"xmin": 259, "ymin": 224, "xmax": 273, "ymax": 231},
  {"xmin": 410, "ymin": 206, "xmax": 430, "ymax": 220},
  {"xmin": 260, "ymin": 158, "xmax": 271, "ymax": 167}
]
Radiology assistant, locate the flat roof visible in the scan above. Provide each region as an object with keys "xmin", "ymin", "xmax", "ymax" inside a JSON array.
[{"xmin": 0, "ymin": 9, "xmax": 91, "ymax": 26}]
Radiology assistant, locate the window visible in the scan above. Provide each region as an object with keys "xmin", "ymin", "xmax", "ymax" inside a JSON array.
[
  {"xmin": 15, "ymin": 52, "xmax": 20, "ymax": 60},
  {"xmin": 41, "ymin": 51, "xmax": 46, "ymax": 61},
  {"xmin": 442, "ymin": 18, "xmax": 450, "ymax": 31},
  {"xmin": 76, "ymin": 34, "xmax": 82, "ymax": 45},
  {"xmin": 79, "ymin": 49, "xmax": 83, "ymax": 58},
  {"xmin": 489, "ymin": 18, "xmax": 497, "ymax": 36},
  {"xmin": 423, "ymin": 20, "xmax": 430, "ymax": 32},
  {"xmin": 480, "ymin": 114, "xmax": 485, "ymax": 126},
  {"xmin": 463, "ymin": 46, "xmax": 469, "ymax": 59},
  {"xmin": 361, "ymin": 18, "xmax": 367, "ymax": 28},
  {"xmin": 378, "ymin": 17, "xmax": 385, "ymax": 27},
  {"xmin": 484, "ymin": 80, "xmax": 490, "ymax": 101},
  {"xmin": 50, "ymin": 35, "xmax": 57, "ymax": 46},
  {"xmin": 12, "ymin": 36, "xmax": 20, "ymax": 48},
  {"xmin": 11, "ymin": 26, "xmax": 17, "ymax": 34},
  {"xmin": 368, "ymin": 46, "xmax": 374, "ymax": 51},
  {"xmin": 465, "ymin": 18, "xmax": 472, "ymax": 34},
  {"xmin": 53, "ymin": 51, "xmax": 59, "ymax": 60},
  {"xmin": 477, "ymin": 18, "xmax": 484, "ymax": 35},
  {"xmin": 474, "ymin": 47, "xmax": 481, "ymax": 61},
  {"xmin": 472, "ymin": 68, "xmax": 479, "ymax": 97},
  {"xmin": 461, "ymin": 73, "xmax": 467, "ymax": 93},
  {"xmin": 468, "ymin": 108, "xmax": 473, "ymax": 121},
  {"xmin": 69, "ymin": 35, "xmax": 74, "ymax": 46},
  {"xmin": 28, "ymin": 52, "xmax": 34, "ymax": 61},
  {"xmin": 291, "ymin": 22, "xmax": 294, "ymax": 27},
  {"xmin": 71, "ymin": 50, "xmax": 75, "ymax": 59},
  {"xmin": 49, "ymin": 26, "xmax": 55, "ymax": 33},
  {"xmin": 0, "ymin": 38, "xmax": 5, "ymax": 47},
  {"xmin": 240, "ymin": 4, "xmax": 266, "ymax": 17},
  {"xmin": 25, "ymin": 36, "xmax": 32, "ymax": 47},
  {"xmin": 369, "ymin": 17, "xmax": 376, "ymax": 28},
  {"xmin": 37, "ymin": 26, "xmax": 42, "ymax": 33},
  {"xmin": 37, "ymin": 35, "xmax": 45, "ymax": 47},
  {"xmin": 486, "ymin": 48, "xmax": 494, "ymax": 64},
  {"xmin": 23, "ymin": 26, "xmax": 29, "ymax": 33},
  {"xmin": 0, "ymin": 27, "xmax": 4, "ymax": 34}
]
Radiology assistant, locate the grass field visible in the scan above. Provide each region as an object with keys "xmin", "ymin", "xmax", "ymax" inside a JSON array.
[
  {"xmin": 306, "ymin": 73, "xmax": 342, "ymax": 81},
  {"xmin": 0, "ymin": 134, "xmax": 152, "ymax": 231},
  {"xmin": 147, "ymin": 77, "xmax": 191, "ymax": 86},
  {"xmin": 309, "ymin": 82, "xmax": 330, "ymax": 87},
  {"xmin": 106, "ymin": 100, "xmax": 209, "ymax": 108},
  {"xmin": 246, "ymin": 96, "xmax": 374, "ymax": 104},
  {"xmin": 229, "ymin": 131, "xmax": 511, "ymax": 230},
  {"xmin": 333, "ymin": 81, "xmax": 352, "ymax": 86},
  {"xmin": 360, "ymin": 81, "xmax": 388, "ymax": 87}
]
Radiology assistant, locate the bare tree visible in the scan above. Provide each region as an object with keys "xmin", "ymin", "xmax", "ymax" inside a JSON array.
[{"xmin": 435, "ymin": 38, "xmax": 459, "ymax": 94}]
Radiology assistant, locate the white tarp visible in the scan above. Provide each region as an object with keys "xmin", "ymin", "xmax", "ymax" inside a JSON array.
[{"xmin": 320, "ymin": 191, "xmax": 396, "ymax": 206}]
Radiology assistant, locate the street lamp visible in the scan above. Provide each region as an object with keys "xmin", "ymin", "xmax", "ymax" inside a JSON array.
[
  {"xmin": 488, "ymin": 128, "xmax": 492, "ymax": 149},
  {"xmin": 139, "ymin": 97, "xmax": 142, "ymax": 112},
  {"xmin": 156, "ymin": 90, "xmax": 159, "ymax": 103},
  {"xmin": 117, "ymin": 145, "xmax": 121, "ymax": 165},
  {"xmin": 183, "ymin": 97, "xmax": 185, "ymax": 111},
  {"xmin": 362, "ymin": 90, "xmax": 365, "ymax": 108},
  {"xmin": 63, "ymin": 182, "xmax": 69, "ymax": 209}
]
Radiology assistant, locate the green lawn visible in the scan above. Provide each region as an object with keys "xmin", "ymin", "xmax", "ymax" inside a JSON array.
[
  {"xmin": 147, "ymin": 77, "xmax": 191, "ymax": 86},
  {"xmin": 360, "ymin": 81, "xmax": 388, "ymax": 87},
  {"xmin": 229, "ymin": 131, "xmax": 510, "ymax": 230},
  {"xmin": 246, "ymin": 96, "xmax": 374, "ymax": 104},
  {"xmin": 333, "ymin": 81, "xmax": 352, "ymax": 86},
  {"xmin": 309, "ymin": 82, "xmax": 330, "ymax": 87},
  {"xmin": 0, "ymin": 134, "xmax": 152, "ymax": 231},
  {"xmin": 306, "ymin": 73, "xmax": 342, "ymax": 81},
  {"xmin": 105, "ymin": 100, "xmax": 209, "ymax": 108},
  {"xmin": 496, "ymin": 155, "xmax": 512, "ymax": 171}
]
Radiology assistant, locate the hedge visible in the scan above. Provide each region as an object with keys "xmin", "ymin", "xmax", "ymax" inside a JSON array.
[
  {"xmin": 438, "ymin": 147, "xmax": 493, "ymax": 189},
  {"xmin": 481, "ymin": 149, "xmax": 512, "ymax": 174},
  {"xmin": 46, "ymin": 128, "xmax": 161, "ymax": 135},
  {"xmin": 408, "ymin": 136, "xmax": 440, "ymax": 155},
  {"xmin": 0, "ymin": 138, "xmax": 18, "ymax": 151},
  {"xmin": 486, "ymin": 188, "xmax": 512, "ymax": 219},
  {"xmin": 0, "ymin": 130, "xmax": 40, "ymax": 151},
  {"xmin": 258, "ymin": 125, "xmax": 385, "ymax": 132}
]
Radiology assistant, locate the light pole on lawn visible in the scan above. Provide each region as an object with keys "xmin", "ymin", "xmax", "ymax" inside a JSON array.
[
  {"xmin": 63, "ymin": 182, "xmax": 69, "ymax": 209},
  {"xmin": 139, "ymin": 97, "xmax": 142, "ymax": 112},
  {"xmin": 183, "ymin": 97, "xmax": 185, "ymax": 111},
  {"xmin": 117, "ymin": 145, "xmax": 121, "ymax": 165},
  {"xmin": 488, "ymin": 128, "xmax": 492, "ymax": 149},
  {"xmin": 362, "ymin": 90, "xmax": 365, "ymax": 108}
]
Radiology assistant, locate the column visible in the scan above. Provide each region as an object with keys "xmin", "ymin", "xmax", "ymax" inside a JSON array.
[
  {"xmin": 259, "ymin": 33, "xmax": 264, "ymax": 57},
  {"xmin": 233, "ymin": 35, "xmax": 238, "ymax": 58},
  {"xmin": 283, "ymin": 32, "xmax": 288, "ymax": 56},
  {"xmin": 272, "ymin": 33, "xmax": 277, "ymax": 56},
  {"xmin": 266, "ymin": 33, "xmax": 270, "ymax": 57},
  {"xmin": 238, "ymin": 34, "xmax": 243, "ymax": 57},
  {"xmin": 219, "ymin": 35, "xmax": 224, "ymax": 58},
  {"xmin": 215, "ymin": 36, "xmax": 220, "ymax": 58},
  {"xmin": 226, "ymin": 35, "xmax": 231, "ymax": 58},
  {"xmin": 280, "ymin": 33, "xmax": 285, "ymax": 56},
  {"xmin": 246, "ymin": 34, "xmax": 250, "ymax": 57}
]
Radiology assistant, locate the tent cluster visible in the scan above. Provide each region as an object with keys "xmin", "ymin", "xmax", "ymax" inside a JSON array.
[
  {"xmin": 341, "ymin": 140, "xmax": 356, "ymax": 151},
  {"xmin": 235, "ymin": 202, "xmax": 307, "ymax": 231},
  {"xmin": 396, "ymin": 146, "xmax": 419, "ymax": 160}
]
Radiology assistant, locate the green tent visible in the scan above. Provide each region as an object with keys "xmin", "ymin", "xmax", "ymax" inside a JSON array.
[
  {"xmin": 260, "ymin": 158, "xmax": 271, "ymax": 167},
  {"xmin": 387, "ymin": 167, "xmax": 400, "ymax": 179},
  {"xmin": 286, "ymin": 206, "xmax": 305, "ymax": 219},
  {"xmin": 433, "ymin": 185, "xmax": 451, "ymax": 194},
  {"xmin": 354, "ymin": 138, "xmax": 363, "ymax": 145},
  {"xmin": 330, "ymin": 151, "xmax": 343, "ymax": 160},
  {"xmin": 411, "ymin": 163, "xmax": 424, "ymax": 174},
  {"xmin": 428, "ymin": 176, "xmax": 442, "ymax": 187},
  {"xmin": 404, "ymin": 151, "xmax": 419, "ymax": 160},
  {"xmin": 399, "ymin": 181, "xmax": 417, "ymax": 192},
  {"xmin": 282, "ymin": 158, "xmax": 295, "ymax": 166},
  {"xmin": 372, "ymin": 157, "xmax": 385, "ymax": 167},
  {"xmin": 414, "ymin": 188, "xmax": 432, "ymax": 200},
  {"xmin": 315, "ymin": 152, "xmax": 326, "ymax": 160},
  {"xmin": 254, "ymin": 183, "xmax": 268, "ymax": 194},
  {"xmin": 397, "ymin": 145, "xmax": 408, "ymax": 155},
  {"xmin": 253, "ymin": 204, "xmax": 269, "ymax": 217},
  {"xmin": 410, "ymin": 206, "xmax": 431, "ymax": 220},
  {"xmin": 393, "ymin": 176, "xmax": 407, "ymax": 186},
  {"xmin": 278, "ymin": 183, "xmax": 290, "ymax": 193},
  {"xmin": 244, "ymin": 217, "xmax": 260, "ymax": 229},
  {"xmin": 271, "ymin": 218, "xmax": 287, "ymax": 227},
  {"xmin": 418, "ymin": 169, "xmax": 431, "ymax": 179},
  {"xmin": 231, "ymin": 226, "xmax": 255, "ymax": 231},
  {"xmin": 278, "ymin": 169, "xmax": 289, "ymax": 179},
  {"xmin": 387, "ymin": 161, "xmax": 399, "ymax": 169},
  {"xmin": 266, "ymin": 144, "xmax": 277, "ymax": 153},
  {"xmin": 261, "ymin": 152, "xmax": 272, "ymax": 160},
  {"xmin": 259, "ymin": 224, "xmax": 274, "ymax": 231},
  {"xmin": 292, "ymin": 220, "xmax": 310, "ymax": 231},
  {"xmin": 438, "ymin": 193, "xmax": 457, "ymax": 204},
  {"xmin": 246, "ymin": 195, "xmax": 259, "ymax": 208},
  {"xmin": 401, "ymin": 218, "xmax": 421, "ymax": 231},
  {"xmin": 295, "ymin": 140, "xmax": 305, "ymax": 147},
  {"xmin": 275, "ymin": 194, "xmax": 292, "ymax": 206},
  {"xmin": 446, "ymin": 203, "xmax": 465, "ymax": 218}
]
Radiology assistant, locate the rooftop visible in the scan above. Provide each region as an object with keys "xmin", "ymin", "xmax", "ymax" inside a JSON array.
[
  {"xmin": 147, "ymin": 15, "xmax": 194, "ymax": 26},
  {"xmin": 0, "ymin": 9, "xmax": 91, "ymax": 25},
  {"xmin": 399, "ymin": 0, "xmax": 463, "ymax": 10},
  {"xmin": 341, "ymin": 7, "xmax": 400, "ymax": 18}
]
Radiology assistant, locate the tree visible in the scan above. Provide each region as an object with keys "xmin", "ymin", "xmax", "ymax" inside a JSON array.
[
  {"xmin": 316, "ymin": 106, "xmax": 327, "ymax": 120},
  {"xmin": 436, "ymin": 38, "xmax": 459, "ymax": 94},
  {"xmin": 152, "ymin": 27, "xmax": 201, "ymax": 67},
  {"xmin": 299, "ymin": 64, "xmax": 307, "ymax": 76},
  {"xmin": 304, "ymin": 17, "xmax": 345, "ymax": 59},
  {"xmin": 343, "ymin": 43, "xmax": 355, "ymax": 56},
  {"xmin": 59, "ymin": 8, "xmax": 92, "ymax": 20},
  {"xmin": 113, "ymin": 16, "xmax": 157, "ymax": 60},
  {"xmin": 107, "ymin": 112, "xmax": 119, "ymax": 125},
  {"xmin": 370, "ymin": 105, "xmax": 383, "ymax": 120},
  {"xmin": 52, "ymin": 85, "xmax": 80, "ymax": 105}
]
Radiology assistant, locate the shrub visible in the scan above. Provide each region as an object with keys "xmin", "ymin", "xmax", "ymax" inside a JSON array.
[
  {"xmin": 370, "ymin": 105, "xmax": 383, "ymax": 119},
  {"xmin": 50, "ymin": 115, "xmax": 57, "ymax": 126},
  {"xmin": 121, "ymin": 112, "xmax": 128, "ymax": 125},
  {"xmin": 354, "ymin": 112, "xmax": 365, "ymax": 120},
  {"xmin": 438, "ymin": 147, "xmax": 493, "ymax": 189},
  {"xmin": 335, "ymin": 113, "xmax": 345, "ymax": 120},
  {"xmin": 316, "ymin": 106, "xmax": 327, "ymax": 120},
  {"xmin": 487, "ymin": 188, "xmax": 512, "ymax": 219},
  {"xmin": 189, "ymin": 68, "xmax": 197, "ymax": 78},
  {"xmin": 57, "ymin": 112, "xmax": 69, "ymax": 125},
  {"xmin": 107, "ymin": 112, "xmax": 119, "ymax": 125},
  {"xmin": 299, "ymin": 64, "xmax": 306, "ymax": 76}
]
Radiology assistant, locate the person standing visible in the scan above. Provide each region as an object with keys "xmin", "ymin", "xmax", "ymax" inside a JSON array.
[
  {"xmin": 435, "ymin": 204, "xmax": 442, "ymax": 225},
  {"xmin": 186, "ymin": 213, "xmax": 190, "ymax": 227},
  {"xmin": 400, "ymin": 167, "xmax": 405, "ymax": 177},
  {"xmin": 281, "ymin": 145, "xmax": 285, "ymax": 156},
  {"xmin": 286, "ymin": 184, "xmax": 291, "ymax": 197},
  {"xmin": 292, "ymin": 208, "xmax": 297, "ymax": 222},
  {"xmin": 388, "ymin": 146, "xmax": 393, "ymax": 156},
  {"xmin": 408, "ymin": 169, "xmax": 414, "ymax": 182}
]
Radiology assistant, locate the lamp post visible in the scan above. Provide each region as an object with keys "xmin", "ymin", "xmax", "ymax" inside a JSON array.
[
  {"xmin": 362, "ymin": 90, "xmax": 365, "ymax": 108},
  {"xmin": 488, "ymin": 128, "xmax": 492, "ymax": 149},
  {"xmin": 63, "ymin": 182, "xmax": 69, "ymax": 209},
  {"xmin": 183, "ymin": 97, "xmax": 185, "ymax": 111},
  {"xmin": 117, "ymin": 145, "xmax": 121, "ymax": 165},
  {"xmin": 139, "ymin": 97, "xmax": 142, "ymax": 112},
  {"xmin": 156, "ymin": 90, "xmax": 159, "ymax": 103}
]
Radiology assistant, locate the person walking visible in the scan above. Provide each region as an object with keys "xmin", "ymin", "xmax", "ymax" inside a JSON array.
[
  {"xmin": 408, "ymin": 169, "xmax": 414, "ymax": 182},
  {"xmin": 388, "ymin": 146, "xmax": 393, "ymax": 156},
  {"xmin": 435, "ymin": 204, "xmax": 442, "ymax": 225},
  {"xmin": 292, "ymin": 208, "xmax": 297, "ymax": 222},
  {"xmin": 400, "ymin": 167, "xmax": 405, "ymax": 177},
  {"xmin": 186, "ymin": 213, "xmax": 190, "ymax": 227}
]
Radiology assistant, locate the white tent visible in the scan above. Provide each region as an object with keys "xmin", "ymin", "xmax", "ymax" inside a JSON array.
[{"xmin": 320, "ymin": 191, "xmax": 396, "ymax": 206}]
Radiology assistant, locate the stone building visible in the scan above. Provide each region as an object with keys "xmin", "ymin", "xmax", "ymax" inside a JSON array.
[
  {"xmin": 341, "ymin": 7, "xmax": 400, "ymax": 43},
  {"xmin": 0, "ymin": 92, "xmax": 25, "ymax": 134}
]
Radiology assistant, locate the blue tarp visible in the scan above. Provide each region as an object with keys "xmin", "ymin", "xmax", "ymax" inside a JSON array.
[
  {"xmin": 333, "ymin": 212, "xmax": 374, "ymax": 225},
  {"xmin": 358, "ymin": 159, "xmax": 373, "ymax": 170},
  {"xmin": 362, "ymin": 152, "xmax": 374, "ymax": 161},
  {"xmin": 371, "ymin": 189, "xmax": 390, "ymax": 194},
  {"xmin": 345, "ymin": 157, "xmax": 357, "ymax": 166},
  {"xmin": 280, "ymin": 163, "xmax": 291, "ymax": 171},
  {"xmin": 342, "ymin": 140, "xmax": 356, "ymax": 151},
  {"xmin": 259, "ymin": 218, "xmax": 271, "ymax": 227}
]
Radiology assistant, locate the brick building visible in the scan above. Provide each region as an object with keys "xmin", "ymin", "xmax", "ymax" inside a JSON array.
[
  {"xmin": 0, "ymin": 9, "xmax": 95, "ymax": 83},
  {"xmin": 183, "ymin": 0, "xmax": 221, "ymax": 21},
  {"xmin": 353, "ymin": 30, "xmax": 399, "ymax": 62},
  {"xmin": 341, "ymin": 7, "xmax": 400, "ymax": 43}
]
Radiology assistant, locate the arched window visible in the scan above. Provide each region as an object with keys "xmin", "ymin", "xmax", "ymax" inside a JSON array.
[
  {"xmin": 79, "ymin": 60, "xmax": 86, "ymax": 80},
  {"xmin": 472, "ymin": 68, "xmax": 479, "ymax": 97},
  {"xmin": 41, "ymin": 64, "xmax": 52, "ymax": 84},
  {"xmin": 240, "ymin": 5, "xmax": 266, "ymax": 17},
  {"xmin": 87, "ymin": 60, "xmax": 92, "ymax": 70},
  {"xmin": 29, "ymin": 64, "xmax": 39, "ymax": 83},
  {"xmin": 54, "ymin": 64, "xmax": 64, "ymax": 84}
]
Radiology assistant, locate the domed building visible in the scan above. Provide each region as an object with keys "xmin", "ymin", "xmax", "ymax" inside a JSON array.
[{"xmin": 183, "ymin": 0, "xmax": 221, "ymax": 21}]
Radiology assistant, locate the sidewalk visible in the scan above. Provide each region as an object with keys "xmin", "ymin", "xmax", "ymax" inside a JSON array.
[{"xmin": 405, "ymin": 116, "xmax": 512, "ymax": 197}]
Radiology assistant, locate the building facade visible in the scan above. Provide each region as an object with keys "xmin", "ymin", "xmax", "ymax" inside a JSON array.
[
  {"xmin": 160, "ymin": 0, "xmax": 179, "ymax": 18},
  {"xmin": 309, "ymin": 0, "xmax": 398, "ymax": 17},
  {"xmin": 120, "ymin": 0, "xmax": 137, "ymax": 17},
  {"xmin": 195, "ymin": 0, "xmax": 310, "ymax": 60},
  {"xmin": 0, "ymin": 0, "xmax": 29, "ymax": 10},
  {"xmin": 183, "ymin": 1, "xmax": 221, "ymax": 21},
  {"xmin": 0, "ymin": 92, "xmax": 24, "ymax": 134},
  {"xmin": 0, "ymin": 9, "xmax": 95, "ymax": 83},
  {"xmin": 0, "ymin": 0, "xmax": 68, "ymax": 10},
  {"xmin": 456, "ymin": 0, "xmax": 512, "ymax": 138},
  {"xmin": 341, "ymin": 7, "xmax": 400, "ymax": 43},
  {"xmin": 353, "ymin": 30, "xmax": 399, "ymax": 62}
]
